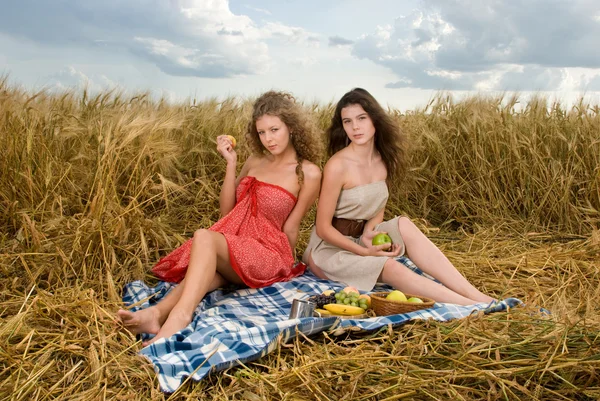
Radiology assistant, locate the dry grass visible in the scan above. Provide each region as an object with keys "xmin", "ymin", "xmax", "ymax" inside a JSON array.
[{"xmin": 1, "ymin": 78, "xmax": 599, "ymax": 400}]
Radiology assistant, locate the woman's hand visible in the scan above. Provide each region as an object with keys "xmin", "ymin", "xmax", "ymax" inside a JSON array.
[
  {"xmin": 360, "ymin": 230, "xmax": 383, "ymax": 249},
  {"xmin": 216, "ymin": 135, "xmax": 237, "ymax": 164},
  {"xmin": 360, "ymin": 242, "xmax": 402, "ymax": 257},
  {"xmin": 360, "ymin": 230, "xmax": 401, "ymax": 257}
]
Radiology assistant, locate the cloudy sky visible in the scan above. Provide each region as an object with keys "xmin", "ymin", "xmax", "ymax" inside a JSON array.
[{"xmin": 1, "ymin": 0, "xmax": 600, "ymax": 110}]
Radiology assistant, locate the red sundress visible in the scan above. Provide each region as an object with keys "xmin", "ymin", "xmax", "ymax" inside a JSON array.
[{"xmin": 150, "ymin": 176, "xmax": 306, "ymax": 287}]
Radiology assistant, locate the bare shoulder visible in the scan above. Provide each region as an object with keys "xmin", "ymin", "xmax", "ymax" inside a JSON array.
[
  {"xmin": 244, "ymin": 154, "xmax": 261, "ymax": 167},
  {"xmin": 301, "ymin": 160, "xmax": 322, "ymax": 182},
  {"xmin": 241, "ymin": 154, "xmax": 263, "ymax": 173},
  {"xmin": 323, "ymin": 150, "xmax": 349, "ymax": 175}
]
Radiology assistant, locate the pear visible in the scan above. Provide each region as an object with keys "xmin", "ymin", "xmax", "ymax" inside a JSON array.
[{"xmin": 386, "ymin": 290, "xmax": 407, "ymax": 302}]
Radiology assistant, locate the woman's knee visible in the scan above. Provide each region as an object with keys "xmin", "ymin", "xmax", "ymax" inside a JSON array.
[
  {"xmin": 380, "ymin": 258, "xmax": 407, "ymax": 281},
  {"xmin": 193, "ymin": 229, "xmax": 213, "ymax": 245},
  {"xmin": 397, "ymin": 217, "xmax": 417, "ymax": 239}
]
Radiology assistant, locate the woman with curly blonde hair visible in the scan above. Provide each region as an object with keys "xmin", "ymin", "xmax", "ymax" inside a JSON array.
[
  {"xmin": 118, "ymin": 91, "xmax": 322, "ymax": 345},
  {"xmin": 246, "ymin": 91, "xmax": 322, "ymax": 186}
]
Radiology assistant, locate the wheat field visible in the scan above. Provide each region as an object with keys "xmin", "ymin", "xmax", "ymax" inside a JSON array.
[{"xmin": 1, "ymin": 77, "xmax": 599, "ymax": 400}]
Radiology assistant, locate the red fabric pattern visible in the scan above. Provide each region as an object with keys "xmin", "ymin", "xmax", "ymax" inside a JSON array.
[{"xmin": 150, "ymin": 176, "xmax": 306, "ymax": 287}]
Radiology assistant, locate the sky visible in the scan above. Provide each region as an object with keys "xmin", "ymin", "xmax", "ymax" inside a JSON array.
[{"xmin": 1, "ymin": 0, "xmax": 600, "ymax": 110}]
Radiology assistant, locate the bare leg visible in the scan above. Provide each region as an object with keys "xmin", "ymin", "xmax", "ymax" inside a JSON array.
[
  {"xmin": 117, "ymin": 272, "xmax": 227, "ymax": 335},
  {"xmin": 380, "ymin": 259, "xmax": 479, "ymax": 305},
  {"xmin": 305, "ymin": 251, "xmax": 329, "ymax": 280},
  {"xmin": 396, "ymin": 217, "xmax": 494, "ymax": 303},
  {"xmin": 145, "ymin": 229, "xmax": 243, "ymax": 345}
]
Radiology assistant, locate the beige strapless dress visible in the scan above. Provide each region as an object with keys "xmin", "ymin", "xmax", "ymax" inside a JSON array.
[{"xmin": 303, "ymin": 181, "xmax": 406, "ymax": 291}]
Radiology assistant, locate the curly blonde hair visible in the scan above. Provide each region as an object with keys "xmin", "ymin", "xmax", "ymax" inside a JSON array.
[{"xmin": 246, "ymin": 91, "xmax": 323, "ymax": 184}]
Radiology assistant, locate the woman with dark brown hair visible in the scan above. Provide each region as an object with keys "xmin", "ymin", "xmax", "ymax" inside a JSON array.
[
  {"xmin": 118, "ymin": 91, "xmax": 322, "ymax": 345},
  {"xmin": 303, "ymin": 88, "xmax": 494, "ymax": 305}
]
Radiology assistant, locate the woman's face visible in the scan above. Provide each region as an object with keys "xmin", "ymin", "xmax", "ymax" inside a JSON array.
[
  {"xmin": 255, "ymin": 114, "xmax": 292, "ymax": 155},
  {"xmin": 340, "ymin": 104, "xmax": 376, "ymax": 145}
]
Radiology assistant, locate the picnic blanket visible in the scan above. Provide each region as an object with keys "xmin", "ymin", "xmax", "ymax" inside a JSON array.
[{"xmin": 122, "ymin": 256, "xmax": 522, "ymax": 393}]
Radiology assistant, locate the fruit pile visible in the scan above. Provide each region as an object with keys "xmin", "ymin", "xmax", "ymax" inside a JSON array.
[
  {"xmin": 310, "ymin": 287, "xmax": 372, "ymax": 316},
  {"xmin": 307, "ymin": 291, "xmax": 336, "ymax": 309},
  {"xmin": 385, "ymin": 289, "xmax": 424, "ymax": 303}
]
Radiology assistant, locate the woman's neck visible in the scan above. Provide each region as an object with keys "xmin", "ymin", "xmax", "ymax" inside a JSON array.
[
  {"xmin": 347, "ymin": 140, "xmax": 378, "ymax": 165},
  {"xmin": 265, "ymin": 145, "xmax": 297, "ymax": 166}
]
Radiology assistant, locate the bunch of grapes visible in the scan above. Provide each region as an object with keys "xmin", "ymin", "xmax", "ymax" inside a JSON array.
[
  {"xmin": 308, "ymin": 294, "xmax": 336, "ymax": 309},
  {"xmin": 335, "ymin": 291, "xmax": 369, "ymax": 310}
]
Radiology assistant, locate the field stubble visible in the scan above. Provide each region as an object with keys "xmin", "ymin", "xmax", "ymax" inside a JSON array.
[{"xmin": 0, "ymin": 80, "xmax": 599, "ymax": 400}]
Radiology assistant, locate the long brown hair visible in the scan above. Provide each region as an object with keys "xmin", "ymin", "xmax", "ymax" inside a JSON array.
[
  {"xmin": 246, "ymin": 91, "xmax": 322, "ymax": 184},
  {"xmin": 327, "ymin": 88, "xmax": 407, "ymax": 183}
]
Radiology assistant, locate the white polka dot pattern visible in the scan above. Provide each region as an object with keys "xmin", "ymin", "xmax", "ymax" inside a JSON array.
[{"xmin": 151, "ymin": 176, "xmax": 305, "ymax": 286}]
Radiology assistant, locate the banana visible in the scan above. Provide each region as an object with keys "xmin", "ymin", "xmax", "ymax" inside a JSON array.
[
  {"xmin": 315, "ymin": 308, "xmax": 332, "ymax": 316},
  {"xmin": 323, "ymin": 303, "xmax": 365, "ymax": 316}
]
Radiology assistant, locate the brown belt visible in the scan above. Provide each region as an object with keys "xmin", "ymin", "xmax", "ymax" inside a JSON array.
[{"xmin": 332, "ymin": 217, "xmax": 365, "ymax": 238}]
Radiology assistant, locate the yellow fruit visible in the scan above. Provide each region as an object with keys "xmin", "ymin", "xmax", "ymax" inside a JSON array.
[
  {"xmin": 372, "ymin": 233, "xmax": 392, "ymax": 250},
  {"xmin": 342, "ymin": 286, "xmax": 359, "ymax": 294},
  {"xmin": 323, "ymin": 303, "xmax": 365, "ymax": 316},
  {"xmin": 322, "ymin": 290, "xmax": 335, "ymax": 296},
  {"xmin": 358, "ymin": 294, "xmax": 371, "ymax": 308},
  {"xmin": 407, "ymin": 297, "xmax": 423, "ymax": 303},
  {"xmin": 315, "ymin": 308, "xmax": 332, "ymax": 316},
  {"xmin": 225, "ymin": 135, "xmax": 237, "ymax": 148},
  {"xmin": 386, "ymin": 290, "xmax": 407, "ymax": 302}
]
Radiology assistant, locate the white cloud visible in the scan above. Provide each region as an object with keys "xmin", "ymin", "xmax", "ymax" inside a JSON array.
[
  {"xmin": 292, "ymin": 57, "xmax": 317, "ymax": 67},
  {"xmin": 563, "ymin": 68, "xmax": 600, "ymax": 91},
  {"xmin": 131, "ymin": 35, "xmax": 269, "ymax": 77},
  {"xmin": 261, "ymin": 22, "xmax": 321, "ymax": 46},
  {"xmin": 1, "ymin": 0, "xmax": 599, "ymax": 107},
  {"xmin": 583, "ymin": 75, "xmax": 600, "ymax": 91},
  {"xmin": 0, "ymin": 0, "xmax": 319, "ymax": 79},
  {"xmin": 45, "ymin": 66, "xmax": 116, "ymax": 93},
  {"xmin": 129, "ymin": 0, "xmax": 272, "ymax": 77},
  {"xmin": 244, "ymin": 5, "xmax": 272, "ymax": 16},
  {"xmin": 352, "ymin": 0, "xmax": 600, "ymax": 90}
]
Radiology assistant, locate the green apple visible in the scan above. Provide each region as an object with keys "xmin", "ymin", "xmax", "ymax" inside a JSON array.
[
  {"xmin": 372, "ymin": 233, "xmax": 392, "ymax": 251},
  {"xmin": 407, "ymin": 297, "xmax": 423, "ymax": 303},
  {"xmin": 386, "ymin": 290, "xmax": 407, "ymax": 302}
]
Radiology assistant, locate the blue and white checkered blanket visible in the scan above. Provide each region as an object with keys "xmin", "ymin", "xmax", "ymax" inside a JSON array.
[{"xmin": 122, "ymin": 256, "xmax": 522, "ymax": 393}]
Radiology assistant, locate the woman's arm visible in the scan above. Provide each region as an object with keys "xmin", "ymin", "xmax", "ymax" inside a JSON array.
[
  {"xmin": 359, "ymin": 208, "xmax": 399, "ymax": 255},
  {"xmin": 217, "ymin": 134, "xmax": 254, "ymax": 216},
  {"xmin": 219, "ymin": 161, "xmax": 237, "ymax": 217},
  {"xmin": 363, "ymin": 208, "xmax": 385, "ymax": 233},
  {"xmin": 282, "ymin": 162, "xmax": 322, "ymax": 249},
  {"xmin": 315, "ymin": 158, "xmax": 368, "ymax": 255},
  {"xmin": 315, "ymin": 159, "xmax": 398, "ymax": 257}
]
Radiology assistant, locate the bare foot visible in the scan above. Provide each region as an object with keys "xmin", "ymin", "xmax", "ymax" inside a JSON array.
[
  {"xmin": 144, "ymin": 309, "xmax": 192, "ymax": 346},
  {"xmin": 117, "ymin": 307, "xmax": 162, "ymax": 335},
  {"xmin": 464, "ymin": 288, "xmax": 496, "ymax": 304},
  {"xmin": 476, "ymin": 294, "xmax": 496, "ymax": 304}
]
